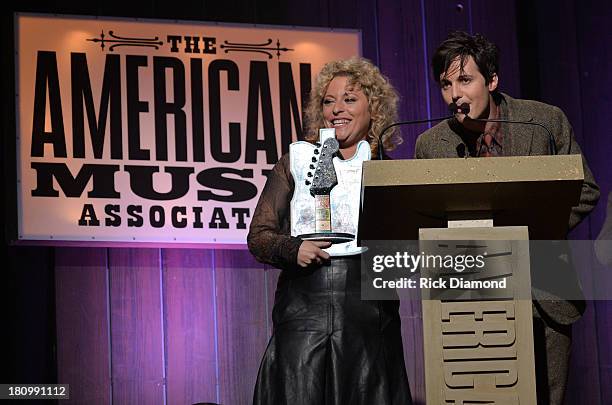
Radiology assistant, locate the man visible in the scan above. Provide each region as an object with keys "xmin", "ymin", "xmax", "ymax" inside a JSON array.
[{"xmin": 415, "ymin": 31, "xmax": 600, "ymax": 404}]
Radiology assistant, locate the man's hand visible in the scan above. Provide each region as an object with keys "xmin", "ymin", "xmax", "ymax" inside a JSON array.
[{"xmin": 297, "ymin": 240, "xmax": 332, "ymax": 267}]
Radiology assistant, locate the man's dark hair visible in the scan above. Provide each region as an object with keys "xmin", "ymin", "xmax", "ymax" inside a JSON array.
[{"xmin": 432, "ymin": 31, "xmax": 499, "ymax": 85}]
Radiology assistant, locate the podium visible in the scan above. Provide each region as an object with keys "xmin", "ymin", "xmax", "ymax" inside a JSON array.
[{"xmin": 360, "ymin": 155, "xmax": 584, "ymax": 404}]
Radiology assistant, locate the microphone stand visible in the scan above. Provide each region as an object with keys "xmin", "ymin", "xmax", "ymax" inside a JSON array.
[{"xmin": 377, "ymin": 116, "xmax": 454, "ymax": 160}]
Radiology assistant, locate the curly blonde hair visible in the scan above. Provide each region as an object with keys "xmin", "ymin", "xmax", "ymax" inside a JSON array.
[{"xmin": 304, "ymin": 57, "xmax": 401, "ymax": 155}]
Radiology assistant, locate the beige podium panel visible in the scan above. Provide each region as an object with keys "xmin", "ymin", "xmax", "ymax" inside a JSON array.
[{"xmin": 420, "ymin": 226, "xmax": 536, "ymax": 404}]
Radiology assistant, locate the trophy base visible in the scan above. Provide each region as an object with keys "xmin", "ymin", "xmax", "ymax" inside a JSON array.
[{"xmin": 298, "ymin": 232, "xmax": 354, "ymax": 244}]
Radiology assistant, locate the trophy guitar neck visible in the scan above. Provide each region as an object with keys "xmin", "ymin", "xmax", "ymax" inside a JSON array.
[{"xmin": 309, "ymin": 137, "xmax": 339, "ymax": 234}]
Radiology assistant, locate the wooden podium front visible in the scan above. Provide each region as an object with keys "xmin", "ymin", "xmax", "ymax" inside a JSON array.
[
  {"xmin": 419, "ymin": 226, "xmax": 534, "ymax": 404},
  {"xmin": 360, "ymin": 155, "xmax": 584, "ymax": 404}
]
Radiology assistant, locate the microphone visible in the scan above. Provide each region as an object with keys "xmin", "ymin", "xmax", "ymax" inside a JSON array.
[
  {"xmin": 377, "ymin": 115, "xmax": 454, "ymax": 160},
  {"xmin": 449, "ymin": 102, "xmax": 470, "ymax": 115},
  {"xmin": 449, "ymin": 102, "xmax": 557, "ymax": 155}
]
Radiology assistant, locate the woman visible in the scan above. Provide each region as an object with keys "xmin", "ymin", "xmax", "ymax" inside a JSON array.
[{"xmin": 248, "ymin": 57, "xmax": 411, "ymax": 405}]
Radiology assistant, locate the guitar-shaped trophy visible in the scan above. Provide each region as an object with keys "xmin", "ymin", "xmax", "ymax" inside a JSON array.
[{"xmin": 290, "ymin": 128, "xmax": 369, "ymax": 256}]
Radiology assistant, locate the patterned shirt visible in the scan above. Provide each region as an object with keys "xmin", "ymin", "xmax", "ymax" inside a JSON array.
[{"xmin": 475, "ymin": 100, "xmax": 504, "ymax": 157}]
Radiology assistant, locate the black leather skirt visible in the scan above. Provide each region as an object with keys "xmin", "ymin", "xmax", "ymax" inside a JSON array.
[{"xmin": 253, "ymin": 256, "xmax": 412, "ymax": 405}]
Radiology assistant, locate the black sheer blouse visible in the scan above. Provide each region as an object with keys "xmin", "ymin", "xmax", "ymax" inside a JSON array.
[{"xmin": 247, "ymin": 154, "xmax": 303, "ymax": 271}]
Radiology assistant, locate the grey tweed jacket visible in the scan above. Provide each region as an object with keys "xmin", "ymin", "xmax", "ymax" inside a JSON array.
[
  {"xmin": 415, "ymin": 93, "xmax": 600, "ymax": 324},
  {"xmin": 595, "ymin": 192, "xmax": 612, "ymax": 265}
]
